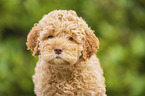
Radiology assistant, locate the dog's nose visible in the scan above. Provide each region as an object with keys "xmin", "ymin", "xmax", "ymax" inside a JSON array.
[{"xmin": 54, "ymin": 47, "xmax": 63, "ymax": 54}]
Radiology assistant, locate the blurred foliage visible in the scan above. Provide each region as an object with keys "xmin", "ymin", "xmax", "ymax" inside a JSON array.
[{"xmin": 0, "ymin": 0, "xmax": 145, "ymax": 96}]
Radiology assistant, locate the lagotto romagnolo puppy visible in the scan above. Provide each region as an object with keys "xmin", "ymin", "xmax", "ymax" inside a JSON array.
[{"xmin": 26, "ymin": 10, "xmax": 106, "ymax": 96}]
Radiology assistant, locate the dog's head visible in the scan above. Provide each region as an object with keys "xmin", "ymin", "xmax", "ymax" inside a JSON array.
[{"xmin": 26, "ymin": 10, "xmax": 99, "ymax": 65}]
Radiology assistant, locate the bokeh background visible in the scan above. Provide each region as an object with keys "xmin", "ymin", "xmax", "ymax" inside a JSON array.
[{"xmin": 0, "ymin": 0, "xmax": 145, "ymax": 96}]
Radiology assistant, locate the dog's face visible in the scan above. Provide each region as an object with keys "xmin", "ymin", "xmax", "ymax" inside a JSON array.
[
  {"xmin": 26, "ymin": 10, "xmax": 99, "ymax": 66},
  {"xmin": 39, "ymin": 27, "xmax": 84, "ymax": 65}
]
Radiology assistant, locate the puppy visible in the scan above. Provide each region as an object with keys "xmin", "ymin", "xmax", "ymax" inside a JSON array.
[{"xmin": 26, "ymin": 10, "xmax": 106, "ymax": 96}]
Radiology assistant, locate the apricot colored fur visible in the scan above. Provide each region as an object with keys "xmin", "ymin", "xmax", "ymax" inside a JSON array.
[{"xmin": 26, "ymin": 10, "xmax": 106, "ymax": 96}]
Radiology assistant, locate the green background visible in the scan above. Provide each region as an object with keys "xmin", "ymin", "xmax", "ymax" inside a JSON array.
[{"xmin": 0, "ymin": 0, "xmax": 145, "ymax": 96}]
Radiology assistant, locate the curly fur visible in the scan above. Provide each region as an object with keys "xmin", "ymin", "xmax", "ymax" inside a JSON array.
[{"xmin": 26, "ymin": 10, "xmax": 106, "ymax": 96}]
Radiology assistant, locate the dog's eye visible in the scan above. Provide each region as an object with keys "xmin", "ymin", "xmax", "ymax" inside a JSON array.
[
  {"xmin": 69, "ymin": 37, "xmax": 74, "ymax": 41},
  {"xmin": 48, "ymin": 35, "xmax": 53, "ymax": 38}
]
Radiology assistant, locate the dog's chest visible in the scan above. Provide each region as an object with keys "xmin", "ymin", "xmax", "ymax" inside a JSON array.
[{"xmin": 45, "ymin": 66, "xmax": 83, "ymax": 95}]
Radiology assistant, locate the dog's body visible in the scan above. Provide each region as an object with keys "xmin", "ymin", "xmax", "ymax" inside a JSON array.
[{"xmin": 26, "ymin": 10, "xmax": 106, "ymax": 96}]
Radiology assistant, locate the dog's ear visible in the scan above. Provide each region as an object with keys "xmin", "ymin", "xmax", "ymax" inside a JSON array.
[
  {"xmin": 26, "ymin": 24, "xmax": 40, "ymax": 57},
  {"xmin": 82, "ymin": 29, "xmax": 99, "ymax": 60}
]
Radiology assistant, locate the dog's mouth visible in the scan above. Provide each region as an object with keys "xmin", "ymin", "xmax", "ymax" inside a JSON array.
[
  {"xmin": 48, "ymin": 55, "xmax": 71, "ymax": 66},
  {"xmin": 55, "ymin": 55, "xmax": 62, "ymax": 59}
]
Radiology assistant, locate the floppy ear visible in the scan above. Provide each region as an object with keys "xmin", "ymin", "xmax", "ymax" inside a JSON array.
[
  {"xmin": 26, "ymin": 24, "xmax": 40, "ymax": 57},
  {"xmin": 82, "ymin": 29, "xmax": 99, "ymax": 60}
]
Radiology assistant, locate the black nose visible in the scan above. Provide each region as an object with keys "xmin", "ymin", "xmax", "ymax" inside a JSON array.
[{"xmin": 54, "ymin": 47, "xmax": 63, "ymax": 54}]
